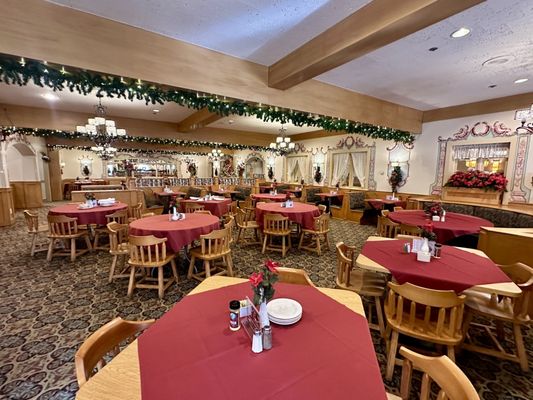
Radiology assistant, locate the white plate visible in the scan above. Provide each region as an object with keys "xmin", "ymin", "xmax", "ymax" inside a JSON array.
[
  {"xmin": 266, "ymin": 298, "xmax": 302, "ymax": 321},
  {"xmin": 269, "ymin": 313, "xmax": 302, "ymax": 326},
  {"xmin": 98, "ymin": 203, "xmax": 116, "ymax": 207}
]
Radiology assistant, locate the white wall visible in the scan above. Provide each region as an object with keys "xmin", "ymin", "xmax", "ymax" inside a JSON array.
[{"xmin": 60, "ymin": 149, "xmax": 103, "ymax": 179}]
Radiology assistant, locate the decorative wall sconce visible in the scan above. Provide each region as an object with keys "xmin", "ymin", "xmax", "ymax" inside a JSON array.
[{"xmin": 387, "ymin": 143, "xmax": 412, "ymax": 187}]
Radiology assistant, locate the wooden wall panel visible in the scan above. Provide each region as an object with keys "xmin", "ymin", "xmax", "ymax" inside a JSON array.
[
  {"xmin": 10, "ymin": 181, "xmax": 43, "ymax": 209},
  {"xmin": 0, "ymin": 188, "xmax": 15, "ymax": 226}
]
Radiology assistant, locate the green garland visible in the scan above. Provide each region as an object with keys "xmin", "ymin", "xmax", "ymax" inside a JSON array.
[
  {"xmin": 1, "ymin": 126, "xmax": 273, "ymax": 152},
  {"xmin": 46, "ymin": 143, "xmax": 210, "ymax": 157},
  {"xmin": 0, "ymin": 54, "xmax": 414, "ymax": 144}
]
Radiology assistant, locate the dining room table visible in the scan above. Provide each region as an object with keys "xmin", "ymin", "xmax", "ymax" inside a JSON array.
[
  {"xmin": 212, "ymin": 188, "xmax": 239, "ymax": 200},
  {"xmin": 366, "ymin": 198, "xmax": 407, "ymax": 211},
  {"xmin": 317, "ymin": 191, "xmax": 344, "ymax": 212},
  {"xmin": 129, "ymin": 213, "xmax": 220, "ymax": 252},
  {"xmin": 387, "ymin": 210, "xmax": 493, "ymax": 244},
  {"xmin": 255, "ymin": 201, "xmax": 320, "ymax": 230},
  {"xmin": 356, "ymin": 236, "xmax": 521, "ymax": 297},
  {"xmin": 179, "ymin": 198, "xmax": 232, "ymax": 217},
  {"xmin": 75, "ymin": 276, "xmax": 388, "ymax": 400},
  {"xmin": 251, "ymin": 193, "xmax": 290, "ymax": 202},
  {"xmin": 155, "ymin": 191, "xmax": 187, "ymax": 214},
  {"xmin": 48, "ymin": 202, "xmax": 128, "ymax": 225}
]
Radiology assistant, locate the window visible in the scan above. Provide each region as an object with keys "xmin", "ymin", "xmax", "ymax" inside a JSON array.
[
  {"xmin": 286, "ymin": 156, "xmax": 307, "ymax": 182},
  {"xmin": 452, "ymin": 143, "xmax": 509, "ymax": 174},
  {"xmin": 330, "ymin": 151, "xmax": 367, "ymax": 188}
]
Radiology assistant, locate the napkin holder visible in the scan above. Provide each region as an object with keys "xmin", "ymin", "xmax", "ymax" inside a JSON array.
[
  {"xmin": 416, "ymin": 251, "xmax": 431, "ymax": 262},
  {"xmin": 431, "ymin": 215, "xmax": 440, "ymax": 222},
  {"xmin": 240, "ymin": 297, "xmax": 260, "ymax": 341}
]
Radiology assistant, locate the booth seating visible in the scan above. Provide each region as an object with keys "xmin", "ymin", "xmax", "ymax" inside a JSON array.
[
  {"xmin": 81, "ymin": 185, "xmax": 123, "ymax": 191},
  {"xmin": 233, "ymin": 186, "xmax": 252, "ymax": 201}
]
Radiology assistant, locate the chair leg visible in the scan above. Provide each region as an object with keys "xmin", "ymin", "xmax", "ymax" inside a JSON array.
[
  {"xmin": 262, "ymin": 234, "xmax": 268, "ymax": 254},
  {"xmin": 205, "ymin": 260, "xmax": 211, "ymax": 278},
  {"xmin": 46, "ymin": 239, "xmax": 54, "ymax": 261},
  {"xmin": 226, "ymin": 254, "xmax": 234, "ymax": 277},
  {"xmin": 236, "ymin": 228, "xmax": 242, "ymax": 244},
  {"xmin": 170, "ymin": 259, "xmax": 179, "ymax": 284},
  {"xmin": 109, "ymin": 255, "xmax": 118, "ymax": 282},
  {"xmin": 298, "ymin": 232, "xmax": 305, "ymax": 249},
  {"xmin": 513, "ymin": 323, "xmax": 529, "ymax": 372},
  {"xmin": 70, "ymin": 238, "xmax": 76, "ymax": 262},
  {"xmin": 324, "ymin": 232, "xmax": 330, "ymax": 251},
  {"xmin": 281, "ymin": 236, "xmax": 286, "ymax": 257},
  {"xmin": 30, "ymin": 234, "xmax": 37, "ymax": 256},
  {"xmin": 187, "ymin": 256, "xmax": 196, "ymax": 279},
  {"xmin": 316, "ymin": 235, "xmax": 321, "ymax": 255},
  {"xmin": 447, "ymin": 345, "xmax": 456, "ymax": 362},
  {"xmin": 375, "ymin": 296, "xmax": 386, "ymax": 338},
  {"xmin": 127, "ymin": 266, "xmax": 136, "ymax": 297},
  {"xmin": 158, "ymin": 267, "xmax": 164, "ymax": 299},
  {"xmin": 386, "ymin": 330, "xmax": 399, "ymax": 381},
  {"xmin": 85, "ymin": 234, "xmax": 92, "ymax": 250}
]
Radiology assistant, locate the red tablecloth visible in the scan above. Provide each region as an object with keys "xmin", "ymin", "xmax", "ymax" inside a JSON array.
[
  {"xmin": 367, "ymin": 199, "xmax": 406, "ymax": 210},
  {"xmin": 255, "ymin": 202, "xmax": 320, "ymax": 230},
  {"xmin": 252, "ymin": 193, "xmax": 289, "ymax": 202},
  {"xmin": 388, "ymin": 210, "xmax": 493, "ymax": 243},
  {"xmin": 48, "ymin": 202, "xmax": 128, "ymax": 225},
  {"xmin": 179, "ymin": 199, "xmax": 231, "ymax": 217},
  {"xmin": 156, "ymin": 191, "xmax": 186, "ymax": 197},
  {"xmin": 129, "ymin": 214, "xmax": 220, "ymax": 252},
  {"xmin": 361, "ymin": 240, "xmax": 511, "ymax": 293},
  {"xmin": 138, "ymin": 282, "xmax": 387, "ymax": 400},
  {"xmin": 317, "ymin": 192, "xmax": 344, "ymax": 199}
]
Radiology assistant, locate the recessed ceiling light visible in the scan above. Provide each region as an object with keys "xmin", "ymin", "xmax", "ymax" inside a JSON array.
[
  {"xmin": 152, "ymin": 109, "xmax": 160, "ymax": 114},
  {"xmin": 40, "ymin": 93, "xmax": 59, "ymax": 101},
  {"xmin": 488, "ymin": 84, "xmax": 497, "ymax": 88},
  {"xmin": 428, "ymin": 47, "xmax": 438, "ymax": 52},
  {"xmin": 514, "ymin": 78, "xmax": 528, "ymax": 84},
  {"xmin": 450, "ymin": 27, "xmax": 470, "ymax": 38},
  {"xmin": 228, "ymin": 119, "xmax": 235, "ymax": 124}
]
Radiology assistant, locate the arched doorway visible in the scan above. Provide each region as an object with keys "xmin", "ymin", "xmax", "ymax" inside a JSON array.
[
  {"xmin": 244, "ymin": 153, "xmax": 265, "ymax": 179},
  {"xmin": 5, "ymin": 140, "xmax": 43, "ymax": 208}
]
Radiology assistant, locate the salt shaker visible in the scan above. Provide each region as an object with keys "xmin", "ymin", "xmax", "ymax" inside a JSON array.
[
  {"xmin": 252, "ymin": 328, "xmax": 263, "ymax": 353},
  {"xmin": 262, "ymin": 325, "xmax": 272, "ymax": 350}
]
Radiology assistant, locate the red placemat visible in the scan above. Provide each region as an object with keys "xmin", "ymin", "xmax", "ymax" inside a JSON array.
[
  {"xmin": 255, "ymin": 202, "xmax": 320, "ymax": 230},
  {"xmin": 129, "ymin": 214, "xmax": 220, "ymax": 252},
  {"xmin": 138, "ymin": 282, "xmax": 387, "ymax": 400},
  {"xmin": 361, "ymin": 240, "xmax": 511, "ymax": 293},
  {"xmin": 388, "ymin": 211, "xmax": 493, "ymax": 243}
]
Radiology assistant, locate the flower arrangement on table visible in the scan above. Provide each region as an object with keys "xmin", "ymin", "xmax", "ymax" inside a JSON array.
[
  {"xmin": 424, "ymin": 201, "xmax": 443, "ymax": 217},
  {"xmin": 444, "ymin": 170, "xmax": 508, "ymax": 192},
  {"xmin": 249, "ymin": 260, "xmax": 279, "ymax": 305},
  {"xmin": 84, "ymin": 192, "xmax": 95, "ymax": 201},
  {"xmin": 421, "ymin": 222, "xmax": 437, "ymax": 243}
]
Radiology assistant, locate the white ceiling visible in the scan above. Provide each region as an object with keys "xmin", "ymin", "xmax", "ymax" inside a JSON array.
[
  {"xmin": 210, "ymin": 115, "xmax": 321, "ymax": 135},
  {"xmin": 45, "ymin": 0, "xmax": 533, "ymax": 111}
]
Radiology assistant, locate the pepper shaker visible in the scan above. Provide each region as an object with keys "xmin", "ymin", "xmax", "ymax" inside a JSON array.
[
  {"xmin": 262, "ymin": 325, "xmax": 272, "ymax": 350},
  {"xmin": 252, "ymin": 328, "xmax": 263, "ymax": 353},
  {"xmin": 229, "ymin": 300, "xmax": 240, "ymax": 331}
]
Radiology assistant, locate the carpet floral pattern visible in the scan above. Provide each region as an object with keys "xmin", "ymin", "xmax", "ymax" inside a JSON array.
[{"xmin": 0, "ymin": 205, "xmax": 531, "ymax": 399}]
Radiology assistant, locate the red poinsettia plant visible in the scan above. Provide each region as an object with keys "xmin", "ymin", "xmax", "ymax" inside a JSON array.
[
  {"xmin": 421, "ymin": 222, "xmax": 437, "ymax": 242},
  {"xmin": 444, "ymin": 170, "xmax": 508, "ymax": 192},
  {"xmin": 424, "ymin": 201, "xmax": 443, "ymax": 217},
  {"xmin": 249, "ymin": 260, "xmax": 279, "ymax": 305}
]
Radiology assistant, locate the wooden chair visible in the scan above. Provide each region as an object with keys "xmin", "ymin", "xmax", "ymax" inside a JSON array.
[
  {"xmin": 235, "ymin": 207, "xmax": 261, "ymax": 245},
  {"xmin": 93, "ymin": 209, "xmax": 129, "ymax": 250},
  {"xmin": 461, "ymin": 262, "xmax": 532, "ymax": 372},
  {"xmin": 298, "ymin": 213, "xmax": 330, "ymax": 255},
  {"xmin": 318, "ymin": 204, "xmax": 327, "ymax": 215},
  {"xmin": 107, "ymin": 222, "xmax": 135, "ymax": 283},
  {"xmin": 128, "ymin": 202, "xmax": 143, "ymax": 222},
  {"xmin": 185, "ymin": 202, "xmax": 205, "ymax": 213},
  {"xmin": 226, "ymin": 201, "xmax": 238, "ymax": 219},
  {"xmin": 397, "ymin": 223, "xmax": 422, "ymax": 237},
  {"xmin": 384, "ymin": 282, "xmax": 466, "ymax": 380},
  {"xmin": 74, "ymin": 317, "xmax": 154, "ymax": 387},
  {"xmin": 141, "ymin": 212, "xmax": 155, "ymax": 218},
  {"xmin": 381, "ymin": 209, "xmax": 390, "ymax": 217},
  {"xmin": 336, "ymin": 242, "xmax": 388, "ymax": 337},
  {"xmin": 262, "ymin": 213, "xmax": 291, "ymax": 257},
  {"xmin": 47, "ymin": 214, "xmax": 92, "ymax": 262},
  {"xmin": 23, "ymin": 210, "xmax": 49, "ymax": 256},
  {"xmin": 127, "ymin": 235, "xmax": 179, "ymax": 299},
  {"xmin": 221, "ymin": 214, "xmax": 235, "ymax": 244},
  {"xmin": 194, "ymin": 210, "xmax": 212, "ymax": 215},
  {"xmin": 277, "ymin": 267, "xmax": 315, "ymax": 286},
  {"xmin": 394, "ymin": 347, "xmax": 480, "ymax": 400},
  {"xmin": 187, "ymin": 227, "xmax": 233, "ymax": 282},
  {"xmin": 377, "ymin": 216, "xmax": 399, "ymax": 238},
  {"xmin": 393, "ymin": 206, "xmax": 404, "ymax": 211}
]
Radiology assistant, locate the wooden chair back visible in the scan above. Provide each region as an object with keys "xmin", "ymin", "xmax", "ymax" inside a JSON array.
[
  {"xmin": 74, "ymin": 317, "xmax": 154, "ymax": 386},
  {"xmin": 398, "ymin": 223, "xmax": 422, "ymax": 237},
  {"xmin": 381, "ymin": 209, "xmax": 390, "ymax": 217},
  {"xmin": 222, "ymin": 214, "xmax": 235, "ymax": 231},
  {"xmin": 194, "ymin": 210, "xmax": 212, "ymax": 215},
  {"xmin": 276, "ymin": 267, "xmax": 315, "ymax": 286},
  {"xmin": 107, "ymin": 222, "xmax": 129, "ymax": 253},
  {"xmin": 141, "ymin": 212, "xmax": 155, "ymax": 218},
  {"xmin": 47, "ymin": 214, "xmax": 80, "ymax": 236},
  {"xmin": 336, "ymin": 242, "xmax": 355, "ymax": 287},
  {"xmin": 394, "ymin": 206, "xmax": 404, "ymax": 211},
  {"xmin": 318, "ymin": 204, "xmax": 327, "ymax": 214},
  {"xmin": 235, "ymin": 207, "xmax": 255, "ymax": 227},
  {"xmin": 312, "ymin": 213, "xmax": 330, "ymax": 233},
  {"xmin": 227, "ymin": 201, "xmax": 238, "ymax": 216},
  {"xmin": 377, "ymin": 216, "xmax": 399, "ymax": 238},
  {"xmin": 499, "ymin": 262, "xmax": 533, "ymax": 320},
  {"xmin": 185, "ymin": 202, "xmax": 205, "ymax": 213},
  {"xmin": 385, "ymin": 282, "xmax": 465, "ymax": 342},
  {"xmin": 263, "ymin": 213, "xmax": 289, "ymax": 234},
  {"xmin": 105, "ymin": 209, "xmax": 128, "ymax": 225},
  {"xmin": 129, "ymin": 202, "xmax": 143, "ymax": 220},
  {"xmin": 398, "ymin": 347, "xmax": 480, "ymax": 400},
  {"xmin": 128, "ymin": 235, "xmax": 169, "ymax": 266},
  {"xmin": 24, "ymin": 210, "xmax": 39, "ymax": 232},
  {"xmin": 198, "ymin": 227, "xmax": 231, "ymax": 256}
]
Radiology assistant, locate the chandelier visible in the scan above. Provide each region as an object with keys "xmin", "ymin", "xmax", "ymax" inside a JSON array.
[
  {"xmin": 269, "ymin": 124, "xmax": 295, "ymax": 153},
  {"xmin": 76, "ymin": 96, "xmax": 126, "ymax": 158},
  {"xmin": 211, "ymin": 147, "xmax": 224, "ymax": 159}
]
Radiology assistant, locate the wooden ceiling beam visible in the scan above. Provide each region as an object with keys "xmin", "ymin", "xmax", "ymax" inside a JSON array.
[
  {"xmin": 176, "ymin": 108, "xmax": 223, "ymax": 132},
  {"xmin": 268, "ymin": 0, "xmax": 485, "ymax": 90}
]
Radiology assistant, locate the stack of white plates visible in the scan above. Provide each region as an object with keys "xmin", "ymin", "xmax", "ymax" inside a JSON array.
[
  {"xmin": 98, "ymin": 198, "xmax": 116, "ymax": 206},
  {"xmin": 267, "ymin": 298, "xmax": 303, "ymax": 326}
]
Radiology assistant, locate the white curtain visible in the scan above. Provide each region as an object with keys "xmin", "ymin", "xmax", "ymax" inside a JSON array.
[
  {"xmin": 452, "ymin": 143, "xmax": 509, "ymax": 160},
  {"xmin": 350, "ymin": 152, "xmax": 367, "ymax": 187},
  {"xmin": 332, "ymin": 153, "xmax": 349, "ymax": 185},
  {"xmin": 287, "ymin": 156, "xmax": 307, "ymax": 181},
  {"xmin": 286, "ymin": 157, "xmax": 298, "ymax": 181}
]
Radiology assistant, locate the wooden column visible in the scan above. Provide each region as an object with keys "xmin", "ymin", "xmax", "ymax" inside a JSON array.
[{"xmin": 48, "ymin": 149, "xmax": 63, "ymax": 201}]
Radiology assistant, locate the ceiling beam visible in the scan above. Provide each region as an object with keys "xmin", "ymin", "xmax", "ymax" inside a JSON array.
[
  {"xmin": 176, "ymin": 108, "xmax": 223, "ymax": 132},
  {"xmin": 422, "ymin": 92, "xmax": 533, "ymax": 123},
  {"xmin": 268, "ymin": 0, "xmax": 485, "ymax": 90}
]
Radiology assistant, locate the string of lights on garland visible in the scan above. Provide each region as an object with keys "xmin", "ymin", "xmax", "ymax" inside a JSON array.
[
  {"xmin": 1, "ymin": 126, "xmax": 274, "ymax": 152},
  {"xmin": 46, "ymin": 143, "xmax": 211, "ymax": 157},
  {"xmin": 0, "ymin": 54, "xmax": 414, "ymax": 144}
]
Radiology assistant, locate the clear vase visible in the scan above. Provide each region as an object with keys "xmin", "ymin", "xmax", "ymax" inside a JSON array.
[{"xmin": 259, "ymin": 300, "xmax": 270, "ymax": 328}]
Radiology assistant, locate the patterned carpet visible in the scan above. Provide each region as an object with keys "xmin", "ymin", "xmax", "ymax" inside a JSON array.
[{"xmin": 0, "ymin": 204, "xmax": 531, "ymax": 399}]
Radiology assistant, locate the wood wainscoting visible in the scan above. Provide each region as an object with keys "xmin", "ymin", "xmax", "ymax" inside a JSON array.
[
  {"xmin": 71, "ymin": 190, "xmax": 144, "ymax": 208},
  {"xmin": 442, "ymin": 187, "xmax": 502, "ymax": 206},
  {"xmin": 10, "ymin": 181, "xmax": 43, "ymax": 209},
  {"xmin": 0, "ymin": 188, "xmax": 15, "ymax": 226}
]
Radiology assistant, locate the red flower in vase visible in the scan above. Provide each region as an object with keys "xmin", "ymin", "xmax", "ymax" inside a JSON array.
[
  {"xmin": 265, "ymin": 260, "xmax": 279, "ymax": 273},
  {"xmin": 249, "ymin": 272, "xmax": 263, "ymax": 287}
]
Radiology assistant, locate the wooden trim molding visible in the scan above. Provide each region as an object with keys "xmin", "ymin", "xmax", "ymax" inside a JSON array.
[
  {"xmin": 268, "ymin": 0, "xmax": 484, "ymax": 90},
  {"xmin": 177, "ymin": 108, "xmax": 223, "ymax": 132},
  {"xmin": 423, "ymin": 92, "xmax": 533, "ymax": 123},
  {"xmin": 0, "ymin": 0, "xmax": 422, "ymax": 133}
]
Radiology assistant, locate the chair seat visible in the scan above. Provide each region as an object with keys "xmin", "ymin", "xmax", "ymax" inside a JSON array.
[
  {"xmin": 48, "ymin": 231, "xmax": 89, "ymax": 239},
  {"xmin": 264, "ymin": 229, "xmax": 291, "ymax": 235},
  {"xmin": 465, "ymin": 292, "xmax": 528, "ymax": 323},
  {"xmin": 243, "ymin": 221, "xmax": 260, "ymax": 229},
  {"xmin": 35, "ymin": 224, "xmax": 49, "ymax": 233},
  {"xmin": 336, "ymin": 270, "xmax": 387, "ymax": 297},
  {"xmin": 189, "ymin": 247, "xmax": 231, "ymax": 260},
  {"xmin": 128, "ymin": 253, "xmax": 176, "ymax": 268},
  {"xmin": 301, "ymin": 228, "xmax": 329, "ymax": 234},
  {"xmin": 110, "ymin": 243, "xmax": 129, "ymax": 256}
]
